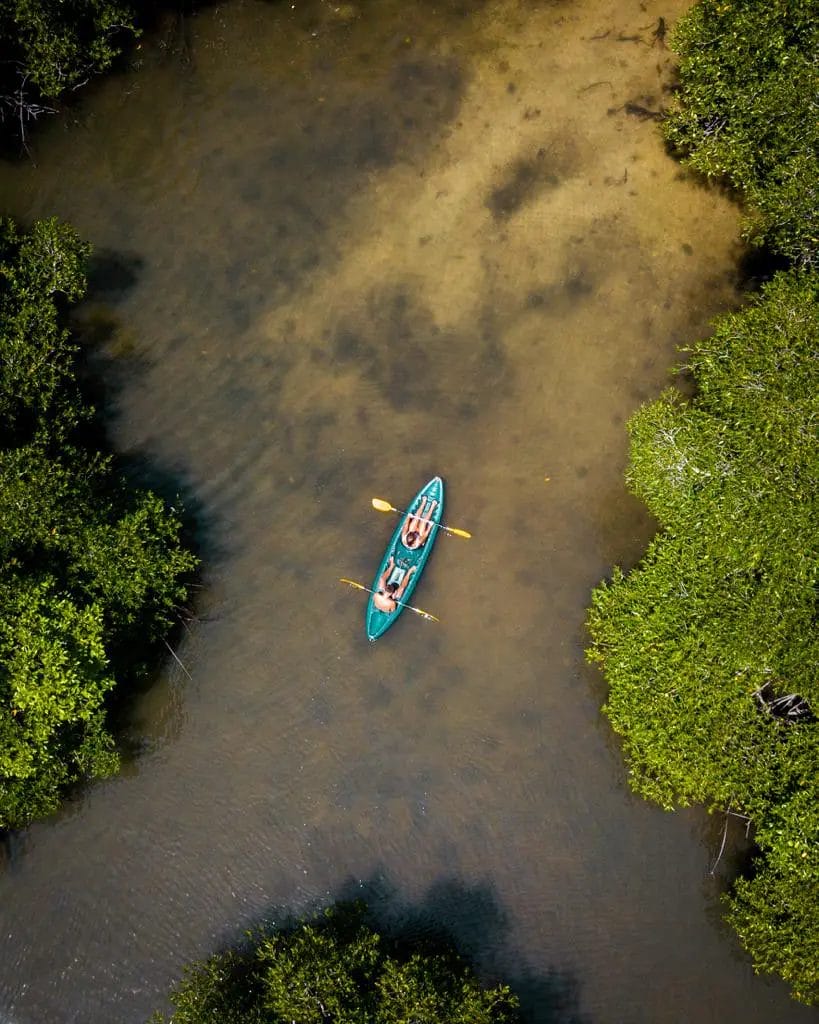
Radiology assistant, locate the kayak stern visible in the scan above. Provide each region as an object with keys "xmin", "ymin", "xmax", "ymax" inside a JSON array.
[{"xmin": 366, "ymin": 476, "xmax": 444, "ymax": 641}]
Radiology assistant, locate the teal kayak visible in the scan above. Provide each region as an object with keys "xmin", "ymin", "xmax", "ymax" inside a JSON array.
[{"xmin": 366, "ymin": 476, "xmax": 444, "ymax": 642}]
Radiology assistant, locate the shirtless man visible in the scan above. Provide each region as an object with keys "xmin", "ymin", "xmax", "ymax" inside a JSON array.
[
  {"xmin": 401, "ymin": 497, "xmax": 438, "ymax": 550},
  {"xmin": 372, "ymin": 557, "xmax": 417, "ymax": 613}
]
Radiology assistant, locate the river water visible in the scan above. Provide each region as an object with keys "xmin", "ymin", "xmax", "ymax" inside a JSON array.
[{"xmin": 0, "ymin": 1, "xmax": 813, "ymax": 1022}]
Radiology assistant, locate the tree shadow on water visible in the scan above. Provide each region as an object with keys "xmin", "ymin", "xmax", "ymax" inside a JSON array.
[
  {"xmin": 70, "ymin": 250, "xmax": 225, "ymax": 565},
  {"xmin": 164, "ymin": 870, "xmax": 592, "ymax": 1024},
  {"xmin": 61, "ymin": 252, "xmax": 228, "ymax": 757},
  {"xmin": 70, "ymin": 248, "xmax": 151, "ymax": 431},
  {"xmin": 0, "ymin": 828, "xmax": 29, "ymax": 875},
  {"xmin": 329, "ymin": 872, "xmax": 593, "ymax": 1024},
  {"xmin": 100, "ymin": 446, "xmax": 225, "ymax": 759},
  {"xmin": 86, "ymin": 248, "xmax": 145, "ymax": 298}
]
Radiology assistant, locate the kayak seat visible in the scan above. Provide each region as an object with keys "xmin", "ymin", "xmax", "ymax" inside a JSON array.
[{"xmin": 388, "ymin": 567, "xmax": 406, "ymax": 588}]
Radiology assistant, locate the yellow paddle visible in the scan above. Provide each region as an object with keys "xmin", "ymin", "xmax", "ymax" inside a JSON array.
[
  {"xmin": 371, "ymin": 498, "xmax": 472, "ymax": 539},
  {"xmin": 339, "ymin": 579, "xmax": 440, "ymax": 622}
]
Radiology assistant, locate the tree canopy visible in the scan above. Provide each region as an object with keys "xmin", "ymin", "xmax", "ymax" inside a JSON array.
[
  {"xmin": 0, "ymin": 216, "xmax": 196, "ymax": 829},
  {"xmin": 150, "ymin": 904, "xmax": 519, "ymax": 1024},
  {"xmin": 0, "ymin": 0, "xmax": 139, "ymax": 144},
  {"xmin": 587, "ymin": 270, "xmax": 819, "ymax": 1003},
  {"xmin": 590, "ymin": 0, "xmax": 819, "ymax": 1002},
  {"xmin": 663, "ymin": 0, "xmax": 819, "ymax": 267}
]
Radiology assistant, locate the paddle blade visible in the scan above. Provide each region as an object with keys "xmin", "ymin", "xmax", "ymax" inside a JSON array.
[
  {"xmin": 415, "ymin": 608, "xmax": 440, "ymax": 622},
  {"xmin": 339, "ymin": 577, "xmax": 366, "ymax": 591},
  {"xmin": 445, "ymin": 526, "xmax": 472, "ymax": 539},
  {"xmin": 371, "ymin": 498, "xmax": 394, "ymax": 512}
]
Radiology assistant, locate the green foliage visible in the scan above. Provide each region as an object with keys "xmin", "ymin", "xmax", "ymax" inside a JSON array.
[
  {"xmin": 148, "ymin": 949, "xmax": 267, "ymax": 1024},
  {"xmin": 0, "ymin": 578, "xmax": 118, "ymax": 825},
  {"xmin": 726, "ymin": 781, "xmax": 819, "ymax": 1005},
  {"xmin": 0, "ymin": 217, "xmax": 196, "ymax": 829},
  {"xmin": 663, "ymin": 0, "xmax": 819, "ymax": 266},
  {"xmin": 0, "ymin": 216, "xmax": 90, "ymax": 441},
  {"xmin": 69, "ymin": 490, "xmax": 195, "ymax": 634},
  {"xmin": 151, "ymin": 905, "xmax": 519, "ymax": 1024},
  {"xmin": 0, "ymin": 0, "xmax": 138, "ymax": 102},
  {"xmin": 375, "ymin": 953, "xmax": 518, "ymax": 1024},
  {"xmin": 587, "ymin": 270, "xmax": 819, "ymax": 1002},
  {"xmin": 259, "ymin": 913, "xmax": 380, "ymax": 1023}
]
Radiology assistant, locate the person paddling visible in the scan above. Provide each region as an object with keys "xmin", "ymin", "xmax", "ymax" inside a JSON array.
[
  {"xmin": 401, "ymin": 497, "xmax": 438, "ymax": 550},
  {"xmin": 372, "ymin": 557, "xmax": 417, "ymax": 613}
]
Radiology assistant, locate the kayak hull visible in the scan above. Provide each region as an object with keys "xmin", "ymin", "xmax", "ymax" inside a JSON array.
[{"xmin": 366, "ymin": 476, "xmax": 444, "ymax": 641}]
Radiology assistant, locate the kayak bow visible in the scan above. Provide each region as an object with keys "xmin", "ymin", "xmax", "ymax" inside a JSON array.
[{"xmin": 365, "ymin": 476, "xmax": 444, "ymax": 641}]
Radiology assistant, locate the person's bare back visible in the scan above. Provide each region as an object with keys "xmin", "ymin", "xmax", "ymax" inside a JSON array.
[{"xmin": 373, "ymin": 557, "xmax": 417, "ymax": 613}]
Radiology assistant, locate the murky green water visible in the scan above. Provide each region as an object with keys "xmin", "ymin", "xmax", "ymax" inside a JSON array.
[{"xmin": 0, "ymin": 1, "xmax": 812, "ymax": 1022}]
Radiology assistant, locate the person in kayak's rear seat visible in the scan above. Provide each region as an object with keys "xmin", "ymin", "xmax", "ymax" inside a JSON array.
[
  {"xmin": 373, "ymin": 557, "xmax": 417, "ymax": 613},
  {"xmin": 401, "ymin": 498, "xmax": 438, "ymax": 549}
]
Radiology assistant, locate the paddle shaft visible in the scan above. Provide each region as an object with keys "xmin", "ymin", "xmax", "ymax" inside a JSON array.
[
  {"xmin": 338, "ymin": 579, "xmax": 438, "ymax": 621},
  {"xmin": 382, "ymin": 502, "xmax": 470, "ymax": 539}
]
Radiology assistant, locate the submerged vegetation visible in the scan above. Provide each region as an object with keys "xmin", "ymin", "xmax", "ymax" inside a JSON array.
[
  {"xmin": 0, "ymin": 216, "xmax": 196, "ymax": 829},
  {"xmin": 589, "ymin": 0, "xmax": 819, "ymax": 1006},
  {"xmin": 149, "ymin": 903, "xmax": 519, "ymax": 1024}
]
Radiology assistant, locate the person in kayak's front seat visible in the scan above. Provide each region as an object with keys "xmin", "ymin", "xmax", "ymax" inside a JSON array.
[
  {"xmin": 373, "ymin": 558, "xmax": 417, "ymax": 613},
  {"xmin": 401, "ymin": 497, "xmax": 438, "ymax": 550}
]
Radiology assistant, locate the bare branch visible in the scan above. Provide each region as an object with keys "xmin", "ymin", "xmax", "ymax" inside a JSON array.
[
  {"xmin": 710, "ymin": 800, "xmax": 733, "ymax": 875},
  {"xmin": 163, "ymin": 638, "xmax": 192, "ymax": 680}
]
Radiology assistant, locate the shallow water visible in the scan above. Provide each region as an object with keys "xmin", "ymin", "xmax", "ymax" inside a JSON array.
[{"xmin": 0, "ymin": 1, "xmax": 812, "ymax": 1022}]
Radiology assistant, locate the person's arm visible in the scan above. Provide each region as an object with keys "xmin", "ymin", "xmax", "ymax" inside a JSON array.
[{"xmin": 378, "ymin": 557, "xmax": 394, "ymax": 589}]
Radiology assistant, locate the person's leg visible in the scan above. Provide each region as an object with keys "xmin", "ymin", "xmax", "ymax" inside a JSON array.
[
  {"xmin": 420, "ymin": 500, "xmax": 437, "ymax": 541},
  {"xmin": 403, "ymin": 500, "xmax": 422, "ymax": 544},
  {"xmin": 395, "ymin": 565, "xmax": 417, "ymax": 599},
  {"xmin": 411, "ymin": 497, "xmax": 429, "ymax": 533}
]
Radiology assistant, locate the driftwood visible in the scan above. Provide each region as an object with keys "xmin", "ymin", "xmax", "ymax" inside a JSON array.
[
  {"xmin": 591, "ymin": 17, "xmax": 667, "ymax": 48},
  {"xmin": 607, "ymin": 102, "xmax": 665, "ymax": 121},
  {"xmin": 640, "ymin": 17, "xmax": 667, "ymax": 47},
  {"xmin": 578, "ymin": 80, "xmax": 614, "ymax": 94}
]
